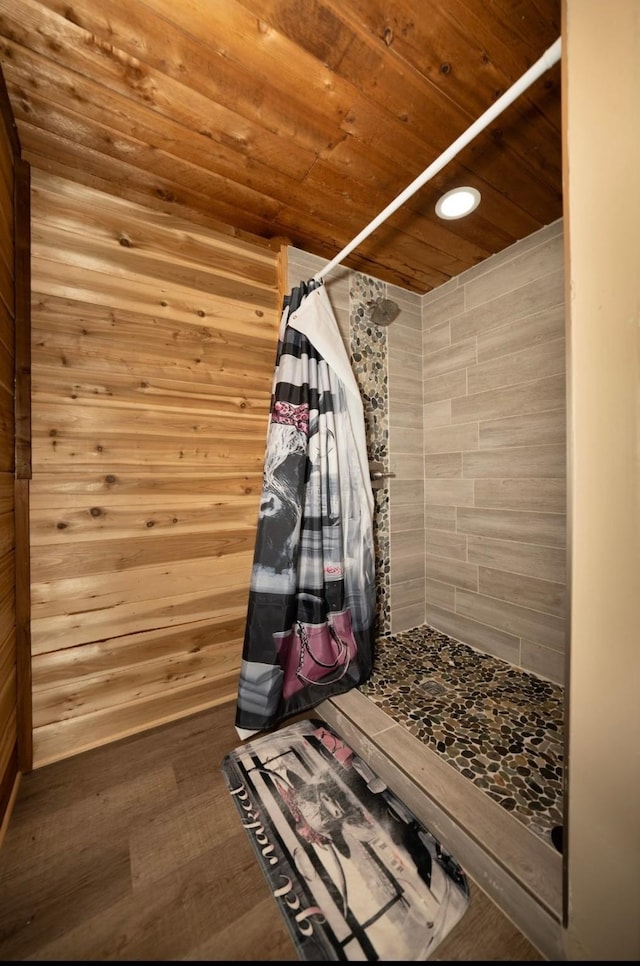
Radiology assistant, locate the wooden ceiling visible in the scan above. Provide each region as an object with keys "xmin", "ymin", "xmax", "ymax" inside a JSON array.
[{"xmin": 0, "ymin": 0, "xmax": 563, "ymax": 294}]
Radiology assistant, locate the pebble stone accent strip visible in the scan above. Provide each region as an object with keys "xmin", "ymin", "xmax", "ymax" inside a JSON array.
[
  {"xmin": 359, "ymin": 624, "xmax": 565, "ymax": 847},
  {"xmin": 348, "ymin": 271, "xmax": 391, "ymax": 635}
]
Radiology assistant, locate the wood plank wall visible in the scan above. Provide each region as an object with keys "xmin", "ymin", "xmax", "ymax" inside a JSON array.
[
  {"xmin": 0, "ymin": 70, "xmax": 17, "ymax": 834},
  {"xmin": 29, "ymin": 170, "xmax": 281, "ymax": 767}
]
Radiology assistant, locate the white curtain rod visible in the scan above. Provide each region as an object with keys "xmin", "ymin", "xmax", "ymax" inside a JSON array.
[{"xmin": 315, "ymin": 36, "xmax": 562, "ymax": 282}]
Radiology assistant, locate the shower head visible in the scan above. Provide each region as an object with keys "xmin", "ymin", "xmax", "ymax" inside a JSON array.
[{"xmin": 366, "ymin": 297, "xmax": 401, "ymax": 326}]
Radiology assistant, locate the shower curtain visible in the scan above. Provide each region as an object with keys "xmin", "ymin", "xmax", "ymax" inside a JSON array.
[{"xmin": 235, "ymin": 279, "xmax": 376, "ymax": 739}]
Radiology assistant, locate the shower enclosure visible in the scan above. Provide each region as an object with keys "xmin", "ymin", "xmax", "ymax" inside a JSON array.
[{"xmin": 287, "ymin": 216, "xmax": 567, "ymax": 958}]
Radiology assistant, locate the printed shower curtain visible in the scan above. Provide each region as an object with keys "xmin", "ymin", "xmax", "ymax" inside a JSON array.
[{"xmin": 235, "ymin": 280, "xmax": 376, "ymax": 739}]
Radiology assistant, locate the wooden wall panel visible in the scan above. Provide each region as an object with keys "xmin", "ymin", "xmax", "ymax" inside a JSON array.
[
  {"xmin": 30, "ymin": 169, "xmax": 280, "ymax": 766},
  {"xmin": 0, "ymin": 67, "xmax": 17, "ymax": 838}
]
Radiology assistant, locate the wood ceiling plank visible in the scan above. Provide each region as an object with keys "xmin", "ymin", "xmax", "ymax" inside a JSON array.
[
  {"xmin": 0, "ymin": 9, "xmax": 314, "ymax": 182},
  {"xmin": 32, "ymin": 0, "xmax": 347, "ymax": 150},
  {"xmin": 236, "ymin": 0, "xmax": 562, "ymax": 251},
  {"xmin": 6, "ymin": 57, "xmax": 510, "ymax": 288},
  {"xmin": 0, "ymin": 0, "xmax": 563, "ymax": 293},
  {"xmin": 249, "ymin": 0, "xmax": 562, "ymax": 192},
  {"xmin": 8, "ymin": 87, "xmax": 284, "ymax": 220}
]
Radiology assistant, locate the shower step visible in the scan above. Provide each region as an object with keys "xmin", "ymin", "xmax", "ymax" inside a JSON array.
[{"xmin": 317, "ymin": 688, "xmax": 564, "ymax": 961}]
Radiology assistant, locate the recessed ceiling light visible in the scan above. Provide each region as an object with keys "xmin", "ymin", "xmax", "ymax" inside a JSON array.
[{"xmin": 435, "ymin": 186, "xmax": 481, "ymax": 219}]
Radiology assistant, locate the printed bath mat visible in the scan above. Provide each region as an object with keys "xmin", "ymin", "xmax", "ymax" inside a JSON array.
[{"xmin": 221, "ymin": 718, "xmax": 470, "ymax": 960}]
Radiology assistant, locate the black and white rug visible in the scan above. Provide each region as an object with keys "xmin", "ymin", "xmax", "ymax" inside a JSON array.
[{"xmin": 222, "ymin": 718, "xmax": 470, "ymax": 960}]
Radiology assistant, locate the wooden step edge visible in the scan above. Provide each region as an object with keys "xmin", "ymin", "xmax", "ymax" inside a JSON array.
[{"xmin": 317, "ymin": 690, "xmax": 565, "ymax": 962}]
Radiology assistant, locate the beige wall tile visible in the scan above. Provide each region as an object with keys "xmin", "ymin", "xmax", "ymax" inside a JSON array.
[
  {"xmin": 388, "ymin": 371, "xmax": 423, "ymax": 406},
  {"xmin": 478, "ymin": 409, "xmax": 566, "ymax": 449},
  {"xmin": 425, "ymin": 422, "xmax": 478, "ymax": 454},
  {"xmin": 474, "ymin": 478, "xmax": 566, "ymax": 513},
  {"xmin": 390, "ymin": 400, "xmax": 423, "ymax": 431},
  {"xmin": 390, "ymin": 451, "xmax": 424, "ymax": 480},
  {"xmin": 463, "ymin": 444, "xmax": 566, "ymax": 479},
  {"xmin": 425, "ymin": 528, "xmax": 468, "ymax": 560},
  {"xmin": 451, "ymin": 373, "xmax": 566, "ymax": 424},
  {"xmin": 457, "ymin": 507, "xmax": 565, "ymax": 547},
  {"xmin": 423, "ymin": 399, "xmax": 452, "ymax": 428},
  {"xmin": 389, "ymin": 307, "xmax": 421, "ymax": 333},
  {"xmin": 456, "ymin": 588, "xmax": 566, "ymax": 651},
  {"xmin": 390, "ymin": 552, "xmax": 425, "ymax": 584},
  {"xmin": 465, "ymin": 233, "xmax": 565, "ymax": 310},
  {"xmin": 423, "ymin": 320, "xmax": 451, "ymax": 353},
  {"xmin": 418, "ymin": 223, "xmax": 566, "ymax": 678},
  {"xmin": 460, "ymin": 220, "xmax": 562, "ymax": 286},
  {"xmin": 425, "ymin": 453, "xmax": 462, "ymax": 478},
  {"xmin": 426, "ymin": 554, "xmax": 478, "ymax": 591},
  {"xmin": 422, "ymin": 284, "xmax": 465, "ymax": 326},
  {"xmin": 425, "ymin": 479, "xmax": 474, "ymax": 506},
  {"xmin": 423, "ymin": 368, "xmax": 467, "ymax": 404},
  {"xmin": 425, "ymin": 505, "xmax": 457, "ymax": 531},
  {"xmin": 391, "ymin": 528, "xmax": 425, "ymax": 558},
  {"xmin": 451, "ymin": 270, "xmax": 565, "ymax": 343},
  {"xmin": 478, "ymin": 566, "xmax": 566, "ymax": 618},
  {"xmin": 390, "ymin": 479, "xmax": 424, "ymax": 505},
  {"xmin": 477, "ymin": 303, "xmax": 565, "ymax": 363},
  {"xmin": 425, "ymin": 577, "xmax": 456, "ymax": 610},
  {"xmin": 391, "ymin": 576, "xmax": 426, "ymax": 610},
  {"xmin": 391, "ymin": 502, "xmax": 425, "ymax": 533},
  {"xmin": 388, "ymin": 343, "xmax": 422, "ymax": 376},
  {"xmin": 391, "ymin": 601, "xmax": 426, "ymax": 633},
  {"xmin": 423, "ymin": 338, "xmax": 477, "ymax": 379},
  {"xmin": 390, "ymin": 322, "xmax": 425, "ymax": 357},
  {"xmin": 390, "ymin": 424, "xmax": 423, "ymax": 454},
  {"xmin": 467, "ymin": 535, "xmax": 566, "ymax": 583},
  {"xmin": 426, "ymin": 603, "xmax": 521, "ymax": 663},
  {"xmin": 520, "ymin": 639, "xmax": 565, "ymax": 685},
  {"xmin": 467, "ymin": 337, "xmax": 565, "ymax": 395}
]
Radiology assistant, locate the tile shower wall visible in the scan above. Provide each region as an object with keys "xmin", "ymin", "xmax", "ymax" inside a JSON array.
[
  {"xmin": 287, "ymin": 248, "xmax": 403, "ymax": 634},
  {"xmin": 385, "ymin": 285, "xmax": 425, "ymax": 633},
  {"xmin": 421, "ymin": 221, "xmax": 566, "ymax": 685}
]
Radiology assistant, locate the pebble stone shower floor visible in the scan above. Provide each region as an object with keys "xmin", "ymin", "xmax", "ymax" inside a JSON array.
[{"xmin": 358, "ymin": 624, "xmax": 564, "ymax": 849}]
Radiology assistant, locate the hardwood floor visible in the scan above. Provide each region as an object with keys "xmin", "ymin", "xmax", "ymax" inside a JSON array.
[{"xmin": 0, "ymin": 701, "xmax": 543, "ymax": 961}]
